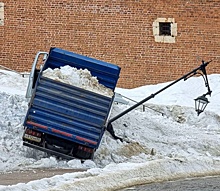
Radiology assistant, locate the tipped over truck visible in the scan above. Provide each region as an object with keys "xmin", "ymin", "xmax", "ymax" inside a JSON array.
[{"xmin": 23, "ymin": 47, "xmax": 121, "ymax": 160}]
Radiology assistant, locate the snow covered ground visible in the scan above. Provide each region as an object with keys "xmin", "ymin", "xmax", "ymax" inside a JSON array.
[{"xmin": 1, "ymin": 68, "xmax": 220, "ymax": 191}]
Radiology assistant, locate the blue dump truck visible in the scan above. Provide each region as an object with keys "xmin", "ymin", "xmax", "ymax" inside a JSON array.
[{"xmin": 23, "ymin": 47, "xmax": 121, "ymax": 160}]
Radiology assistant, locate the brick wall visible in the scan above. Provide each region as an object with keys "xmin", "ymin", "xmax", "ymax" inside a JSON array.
[{"xmin": 0, "ymin": 0, "xmax": 220, "ymax": 88}]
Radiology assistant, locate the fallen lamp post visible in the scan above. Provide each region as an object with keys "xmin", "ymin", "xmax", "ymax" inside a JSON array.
[{"xmin": 107, "ymin": 60, "xmax": 212, "ymax": 141}]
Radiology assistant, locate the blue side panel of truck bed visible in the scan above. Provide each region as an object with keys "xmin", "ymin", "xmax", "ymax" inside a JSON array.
[
  {"xmin": 43, "ymin": 47, "xmax": 121, "ymax": 91},
  {"xmin": 24, "ymin": 48, "xmax": 121, "ymax": 150}
]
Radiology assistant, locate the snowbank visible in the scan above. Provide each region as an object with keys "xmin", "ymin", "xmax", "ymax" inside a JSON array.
[{"xmin": 1, "ymin": 69, "xmax": 220, "ymax": 190}]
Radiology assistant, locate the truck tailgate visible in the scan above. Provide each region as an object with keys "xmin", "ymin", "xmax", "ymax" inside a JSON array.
[{"xmin": 25, "ymin": 76, "xmax": 113, "ymax": 149}]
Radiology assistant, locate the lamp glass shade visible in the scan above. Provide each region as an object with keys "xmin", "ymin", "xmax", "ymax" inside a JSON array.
[{"xmin": 194, "ymin": 95, "xmax": 209, "ymax": 116}]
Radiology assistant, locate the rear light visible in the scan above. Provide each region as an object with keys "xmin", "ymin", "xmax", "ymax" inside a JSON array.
[
  {"xmin": 25, "ymin": 129, "xmax": 42, "ymax": 137},
  {"xmin": 78, "ymin": 145, "xmax": 93, "ymax": 153}
]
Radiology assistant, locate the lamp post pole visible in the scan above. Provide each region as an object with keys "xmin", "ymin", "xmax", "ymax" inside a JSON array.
[{"xmin": 107, "ymin": 60, "xmax": 212, "ymax": 127}]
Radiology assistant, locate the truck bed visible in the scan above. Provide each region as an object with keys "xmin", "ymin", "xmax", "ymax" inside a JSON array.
[{"xmin": 23, "ymin": 48, "xmax": 121, "ymax": 159}]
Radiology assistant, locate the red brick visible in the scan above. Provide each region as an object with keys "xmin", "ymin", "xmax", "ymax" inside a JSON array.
[{"xmin": 0, "ymin": 0, "xmax": 219, "ymax": 88}]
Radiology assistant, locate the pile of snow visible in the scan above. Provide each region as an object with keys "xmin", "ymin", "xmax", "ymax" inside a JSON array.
[
  {"xmin": 42, "ymin": 65, "xmax": 114, "ymax": 97},
  {"xmin": 1, "ymin": 69, "xmax": 220, "ymax": 190},
  {"xmin": 0, "ymin": 70, "xmax": 28, "ymax": 95}
]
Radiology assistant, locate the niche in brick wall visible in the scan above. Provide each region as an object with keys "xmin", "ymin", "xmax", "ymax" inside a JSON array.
[
  {"xmin": 0, "ymin": 2, "xmax": 4, "ymax": 26},
  {"xmin": 153, "ymin": 18, "xmax": 177, "ymax": 43}
]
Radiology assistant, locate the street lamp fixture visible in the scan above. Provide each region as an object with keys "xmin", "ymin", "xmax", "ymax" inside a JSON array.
[
  {"xmin": 187, "ymin": 60, "xmax": 212, "ymax": 115},
  {"xmin": 194, "ymin": 95, "xmax": 209, "ymax": 116}
]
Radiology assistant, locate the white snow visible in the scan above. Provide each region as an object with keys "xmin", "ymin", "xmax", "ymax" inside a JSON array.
[
  {"xmin": 1, "ymin": 67, "xmax": 220, "ymax": 191},
  {"xmin": 42, "ymin": 66, "xmax": 114, "ymax": 97}
]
